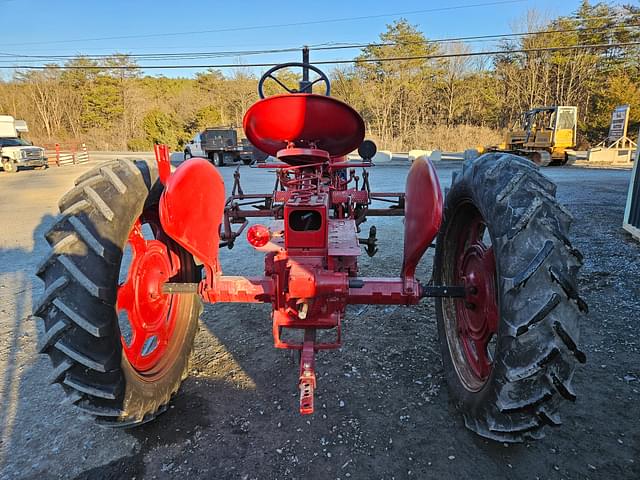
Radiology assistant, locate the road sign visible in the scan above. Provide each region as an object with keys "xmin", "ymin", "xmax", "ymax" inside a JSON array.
[{"xmin": 608, "ymin": 105, "xmax": 630, "ymax": 142}]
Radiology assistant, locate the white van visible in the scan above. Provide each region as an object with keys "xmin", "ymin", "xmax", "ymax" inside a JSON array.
[{"xmin": 0, "ymin": 115, "xmax": 47, "ymax": 173}]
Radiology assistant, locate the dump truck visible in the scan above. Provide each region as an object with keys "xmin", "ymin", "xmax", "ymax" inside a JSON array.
[
  {"xmin": 184, "ymin": 127, "xmax": 256, "ymax": 166},
  {"xmin": 0, "ymin": 115, "xmax": 47, "ymax": 173},
  {"xmin": 484, "ymin": 106, "xmax": 578, "ymax": 166}
]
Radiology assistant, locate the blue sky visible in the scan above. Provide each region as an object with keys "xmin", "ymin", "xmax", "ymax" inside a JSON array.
[{"xmin": 0, "ymin": 0, "xmax": 585, "ymax": 78}]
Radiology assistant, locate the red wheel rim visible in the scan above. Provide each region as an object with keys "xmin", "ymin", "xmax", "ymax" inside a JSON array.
[
  {"xmin": 444, "ymin": 203, "xmax": 499, "ymax": 391},
  {"xmin": 117, "ymin": 215, "xmax": 179, "ymax": 372}
]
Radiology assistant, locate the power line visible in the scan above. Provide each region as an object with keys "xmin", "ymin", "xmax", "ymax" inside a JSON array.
[
  {"xmin": 1, "ymin": 0, "xmax": 525, "ymax": 47},
  {"xmin": 311, "ymin": 22, "xmax": 640, "ymax": 52},
  {"xmin": 5, "ymin": 41, "xmax": 639, "ymax": 70},
  {"xmin": 0, "ymin": 21, "xmax": 637, "ymax": 65},
  {"xmin": 1, "ymin": 9, "xmax": 635, "ymax": 57},
  {"xmin": 340, "ymin": 41, "xmax": 640, "ymax": 63},
  {"xmin": 0, "ymin": 47, "xmax": 303, "ymax": 62}
]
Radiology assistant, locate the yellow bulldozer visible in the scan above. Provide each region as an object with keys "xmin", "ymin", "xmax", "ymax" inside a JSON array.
[{"xmin": 483, "ymin": 106, "xmax": 578, "ymax": 166}]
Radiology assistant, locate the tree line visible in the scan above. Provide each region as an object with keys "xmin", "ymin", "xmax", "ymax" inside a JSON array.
[{"xmin": 0, "ymin": 1, "xmax": 638, "ymax": 152}]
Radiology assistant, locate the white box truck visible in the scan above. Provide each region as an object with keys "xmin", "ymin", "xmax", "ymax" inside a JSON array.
[{"xmin": 1, "ymin": 115, "xmax": 47, "ymax": 173}]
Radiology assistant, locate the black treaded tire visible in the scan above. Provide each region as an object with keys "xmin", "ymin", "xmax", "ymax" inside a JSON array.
[
  {"xmin": 223, "ymin": 153, "xmax": 235, "ymax": 165},
  {"xmin": 34, "ymin": 158, "xmax": 202, "ymax": 427},
  {"xmin": 251, "ymin": 146, "xmax": 269, "ymax": 164},
  {"xmin": 433, "ymin": 152, "xmax": 587, "ymax": 442}
]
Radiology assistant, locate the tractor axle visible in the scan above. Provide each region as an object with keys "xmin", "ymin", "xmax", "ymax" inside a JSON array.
[{"xmin": 162, "ymin": 279, "xmax": 467, "ymax": 301}]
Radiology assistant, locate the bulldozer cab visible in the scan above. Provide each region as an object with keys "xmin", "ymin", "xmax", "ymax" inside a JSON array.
[
  {"xmin": 522, "ymin": 106, "xmax": 577, "ymax": 149},
  {"xmin": 491, "ymin": 105, "xmax": 578, "ymax": 165},
  {"xmin": 553, "ymin": 106, "xmax": 578, "ymax": 148}
]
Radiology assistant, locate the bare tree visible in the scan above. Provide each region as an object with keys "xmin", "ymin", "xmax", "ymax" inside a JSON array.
[{"xmin": 438, "ymin": 42, "xmax": 472, "ymax": 126}]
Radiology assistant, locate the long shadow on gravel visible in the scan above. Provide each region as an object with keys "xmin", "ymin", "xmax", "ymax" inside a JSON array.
[
  {"xmin": 0, "ymin": 244, "xmax": 33, "ymax": 466},
  {"xmin": 0, "ymin": 216, "xmax": 55, "ymax": 477}
]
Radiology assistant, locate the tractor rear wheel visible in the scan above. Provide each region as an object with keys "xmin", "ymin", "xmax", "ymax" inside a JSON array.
[
  {"xmin": 433, "ymin": 153, "xmax": 587, "ymax": 442},
  {"xmin": 35, "ymin": 158, "xmax": 202, "ymax": 427}
]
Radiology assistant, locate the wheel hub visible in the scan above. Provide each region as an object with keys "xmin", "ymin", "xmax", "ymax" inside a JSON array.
[
  {"xmin": 454, "ymin": 221, "xmax": 499, "ymax": 384},
  {"xmin": 117, "ymin": 219, "xmax": 177, "ymax": 372}
]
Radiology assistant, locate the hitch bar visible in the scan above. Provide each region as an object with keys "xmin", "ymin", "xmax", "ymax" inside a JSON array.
[{"xmin": 299, "ymin": 329, "xmax": 317, "ymax": 415}]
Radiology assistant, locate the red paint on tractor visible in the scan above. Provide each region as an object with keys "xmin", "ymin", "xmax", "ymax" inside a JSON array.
[
  {"xmin": 117, "ymin": 218, "xmax": 179, "ymax": 372},
  {"xmin": 243, "ymin": 94, "xmax": 365, "ymax": 159},
  {"xmin": 401, "ymin": 157, "xmax": 443, "ymax": 286},
  {"xmin": 299, "ymin": 329, "xmax": 317, "ymax": 415},
  {"xmin": 455, "ymin": 214, "xmax": 499, "ymax": 382},
  {"xmin": 159, "ymin": 158, "xmax": 225, "ymax": 270},
  {"xmin": 153, "ymin": 143, "xmax": 172, "ymax": 185},
  {"xmin": 346, "ymin": 278, "xmax": 421, "ymax": 305},
  {"xmin": 202, "ymin": 276, "xmax": 273, "ymax": 304}
]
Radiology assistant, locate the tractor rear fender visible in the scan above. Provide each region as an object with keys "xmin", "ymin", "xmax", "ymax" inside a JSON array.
[
  {"xmin": 159, "ymin": 158, "xmax": 225, "ymax": 271},
  {"xmin": 401, "ymin": 156, "xmax": 443, "ymax": 283}
]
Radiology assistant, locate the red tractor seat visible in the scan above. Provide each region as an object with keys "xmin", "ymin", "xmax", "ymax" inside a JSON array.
[{"xmin": 243, "ymin": 93, "xmax": 365, "ymax": 164}]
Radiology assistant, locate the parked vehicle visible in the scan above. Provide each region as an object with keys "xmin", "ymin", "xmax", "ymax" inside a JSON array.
[
  {"xmin": 184, "ymin": 127, "xmax": 256, "ymax": 166},
  {"xmin": 0, "ymin": 115, "xmax": 47, "ymax": 173},
  {"xmin": 482, "ymin": 106, "xmax": 578, "ymax": 166}
]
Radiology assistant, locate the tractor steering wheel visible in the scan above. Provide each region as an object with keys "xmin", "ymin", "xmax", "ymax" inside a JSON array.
[{"xmin": 258, "ymin": 62, "xmax": 330, "ymax": 99}]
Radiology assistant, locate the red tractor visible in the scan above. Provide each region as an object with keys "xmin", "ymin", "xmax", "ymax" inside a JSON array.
[{"xmin": 34, "ymin": 60, "xmax": 586, "ymax": 442}]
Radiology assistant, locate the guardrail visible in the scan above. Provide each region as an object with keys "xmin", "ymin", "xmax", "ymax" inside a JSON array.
[{"xmin": 42, "ymin": 142, "xmax": 90, "ymax": 166}]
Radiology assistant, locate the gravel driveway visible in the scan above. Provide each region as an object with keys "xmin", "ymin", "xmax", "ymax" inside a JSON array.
[{"xmin": 0, "ymin": 160, "xmax": 638, "ymax": 479}]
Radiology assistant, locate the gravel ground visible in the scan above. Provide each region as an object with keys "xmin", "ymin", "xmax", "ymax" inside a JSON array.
[{"xmin": 0, "ymin": 159, "xmax": 638, "ymax": 479}]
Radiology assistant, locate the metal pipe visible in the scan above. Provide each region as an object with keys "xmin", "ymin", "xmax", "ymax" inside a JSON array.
[{"xmin": 302, "ymin": 46, "xmax": 309, "ymax": 82}]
